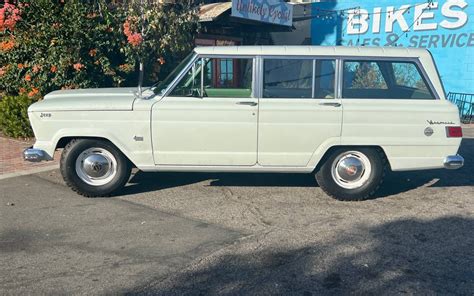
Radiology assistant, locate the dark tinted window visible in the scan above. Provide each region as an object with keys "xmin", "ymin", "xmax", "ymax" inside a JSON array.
[
  {"xmin": 314, "ymin": 60, "xmax": 336, "ymax": 99},
  {"xmin": 263, "ymin": 59, "xmax": 336, "ymax": 99},
  {"xmin": 343, "ymin": 60, "xmax": 435, "ymax": 100},
  {"xmin": 263, "ymin": 59, "xmax": 313, "ymax": 98}
]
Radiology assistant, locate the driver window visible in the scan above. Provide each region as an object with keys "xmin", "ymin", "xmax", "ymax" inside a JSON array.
[
  {"xmin": 203, "ymin": 58, "xmax": 253, "ymax": 98},
  {"xmin": 169, "ymin": 59, "xmax": 203, "ymax": 97}
]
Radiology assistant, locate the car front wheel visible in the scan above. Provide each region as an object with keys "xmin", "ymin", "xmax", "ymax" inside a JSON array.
[
  {"xmin": 315, "ymin": 148, "xmax": 386, "ymax": 201},
  {"xmin": 60, "ymin": 139, "xmax": 132, "ymax": 197}
]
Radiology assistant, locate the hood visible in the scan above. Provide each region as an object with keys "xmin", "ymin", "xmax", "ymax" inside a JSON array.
[{"xmin": 28, "ymin": 87, "xmax": 139, "ymax": 112}]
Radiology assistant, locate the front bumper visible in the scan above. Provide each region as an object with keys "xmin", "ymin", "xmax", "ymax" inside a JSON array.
[
  {"xmin": 23, "ymin": 147, "xmax": 48, "ymax": 162},
  {"xmin": 444, "ymin": 155, "xmax": 464, "ymax": 170}
]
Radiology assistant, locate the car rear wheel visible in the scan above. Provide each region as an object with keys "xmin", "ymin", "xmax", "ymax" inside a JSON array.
[
  {"xmin": 60, "ymin": 139, "xmax": 131, "ymax": 197},
  {"xmin": 315, "ymin": 148, "xmax": 386, "ymax": 201}
]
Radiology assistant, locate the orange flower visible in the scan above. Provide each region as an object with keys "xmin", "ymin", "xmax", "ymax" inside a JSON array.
[
  {"xmin": 89, "ymin": 49, "xmax": 97, "ymax": 57},
  {"xmin": 24, "ymin": 74, "xmax": 31, "ymax": 81},
  {"xmin": 73, "ymin": 63, "xmax": 84, "ymax": 71},
  {"xmin": 158, "ymin": 57, "xmax": 165, "ymax": 65},
  {"xmin": 19, "ymin": 87, "xmax": 26, "ymax": 94},
  {"xmin": 28, "ymin": 87, "xmax": 40, "ymax": 98},
  {"xmin": 17, "ymin": 63, "xmax": 24, "ymax": 69},
  {"xmin": 0, "ymin": 39, "xmax": 15, "ymax": 51},
  {"xmin": 50, "ymin": 65, "xmax": 57, "ymax": 73},
  {"xmin": 127, "ymin": 33, "xmax": 143, "ymax": 47},
  {"xmin": 0, "ymin": 66, "xmax": 6, "ymax": 76},
  {"xmin": 32, "ymin": 64, "xmax": 41, "ymax": 73}
]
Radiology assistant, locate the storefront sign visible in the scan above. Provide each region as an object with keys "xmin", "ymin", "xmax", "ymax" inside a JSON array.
[
  {"xmin": 311, "ymin": 0, "xmax": 473, "ymax": 94},
  {"xmin": 232, "ymin": 0, "xmax": 293, "ymax": 27}
]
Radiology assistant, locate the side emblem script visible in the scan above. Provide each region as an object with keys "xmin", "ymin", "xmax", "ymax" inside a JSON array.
[
  {"xmin": 424, "ymin": 127, "xmax": 434, "ymax": 137},
  {"xmin": 40, "ymin": 113, "xmax": 52, "ymax": 118},
  {"xmin": 133, "ymin": 136, "xmax": 144, "ymax": 142}
]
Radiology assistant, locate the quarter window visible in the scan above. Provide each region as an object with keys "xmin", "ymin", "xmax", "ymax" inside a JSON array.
[{"xmin": 343, "ymin": 60, "xmax": 435, "ymax": 100}]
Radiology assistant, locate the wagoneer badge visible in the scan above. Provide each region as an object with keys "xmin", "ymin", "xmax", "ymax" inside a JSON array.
[{"xmin": 424, "ymin": 127, "xmax": 434, "ymax": 137}]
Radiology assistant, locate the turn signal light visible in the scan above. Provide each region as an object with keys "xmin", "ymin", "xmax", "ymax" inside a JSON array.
[{"xmin": 446, "ymin": 126, "xmax": 463, "ymax": 138}]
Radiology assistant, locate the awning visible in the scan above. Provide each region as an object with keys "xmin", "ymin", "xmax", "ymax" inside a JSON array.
[{"xmin": 198, "ymin": 2, "xmax": 232, "ymax": 22}]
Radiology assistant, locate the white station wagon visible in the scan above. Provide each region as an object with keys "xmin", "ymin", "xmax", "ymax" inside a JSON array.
[{"xmin": 24, "ymin": 46, "xmax": 464, "ymax": 201}]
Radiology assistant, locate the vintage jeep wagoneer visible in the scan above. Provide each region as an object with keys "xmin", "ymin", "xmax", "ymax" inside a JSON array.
[{"xmin": 24, "ymin": 46, "xmax": 464, "ymax": 201}]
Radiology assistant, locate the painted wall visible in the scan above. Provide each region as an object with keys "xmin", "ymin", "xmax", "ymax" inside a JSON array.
[{"xmin": 311, "ymin": 0, "xmax": 474, "ymax": 94}]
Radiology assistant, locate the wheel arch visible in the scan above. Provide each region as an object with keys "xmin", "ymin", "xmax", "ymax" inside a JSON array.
[
  {"xmin": 313, "ymin": 145, "xmax": 391, "ymax": 173},
  {"xmin": 55, "ymin": 136, "xmax": 136, "ymax": 167}
]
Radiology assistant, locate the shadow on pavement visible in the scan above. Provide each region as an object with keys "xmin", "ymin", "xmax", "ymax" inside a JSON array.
[
  {"xmin": 125, "ymin": 216, "xmax": 474, "ymax": 295},
  {"xmin": 120, "ymin": 139, "xmax": 473, "ymax": 198}
]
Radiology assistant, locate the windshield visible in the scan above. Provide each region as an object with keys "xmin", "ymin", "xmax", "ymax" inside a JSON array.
[{"xmin": 153, "ymin": 52, "xmax": 196, "ymax": 96}]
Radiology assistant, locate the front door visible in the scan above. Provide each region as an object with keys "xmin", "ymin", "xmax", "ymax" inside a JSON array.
[
  {"xmin": 257, "ymin": 58, "xmax": 343, "ymax": 166},
  {"xmin": 152, "ymin": 56, "xmax": 258, "ymax": 166}
]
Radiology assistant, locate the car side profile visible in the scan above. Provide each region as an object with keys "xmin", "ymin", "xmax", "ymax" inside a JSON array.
[{"xmin": 24, "ymin": 46, "xmax": 464, "ymax": 201}]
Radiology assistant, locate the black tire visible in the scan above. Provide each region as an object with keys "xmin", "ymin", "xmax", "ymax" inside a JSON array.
[
  {"xmin": 315, "ymin": 147, "xmax": 386, "ymax": 201},
  {"xmin": 60, "ymin": 139, "xmax": 132, "ymax": 197}
]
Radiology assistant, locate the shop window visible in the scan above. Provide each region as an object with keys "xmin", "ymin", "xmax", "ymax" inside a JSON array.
[
  {"xmin": 343, "ymin": 60, "xmax": 434, "ymax": 100},
  {"xmin": 203, "ymin": 58, "xmax": 253, "ymax": 98}
]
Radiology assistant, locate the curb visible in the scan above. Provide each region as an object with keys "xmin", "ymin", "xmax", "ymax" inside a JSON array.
[{"xmin": 0, "ymin": 164, "xmax": 59, "ymax": 181}]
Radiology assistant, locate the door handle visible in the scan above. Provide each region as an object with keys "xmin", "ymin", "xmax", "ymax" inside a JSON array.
[
  {"xmin": 319, "ymin": 101, "xmax": 341, "ymax": 107},
  {"xmin": 236, "ymin": 101, "xmax": 258, "ymax": 106}
]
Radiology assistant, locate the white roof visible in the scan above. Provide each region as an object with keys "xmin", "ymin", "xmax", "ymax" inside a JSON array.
[{"xmin": 194, "ymin": 46, "xmax": 430, "ymax": 58}]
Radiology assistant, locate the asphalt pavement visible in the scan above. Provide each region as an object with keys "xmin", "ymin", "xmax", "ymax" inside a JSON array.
[{"xmin": 1, "ymin": 136, "xmax": 473, "ymax": 295}]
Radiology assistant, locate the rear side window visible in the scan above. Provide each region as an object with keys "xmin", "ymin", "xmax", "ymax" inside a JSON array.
[
  {"xmin": 263, "ymin": 59, "xmax": 336, "ymax": 99},
  {"xmin": 343, "ymin": 60, "xmax": 435, "ymax": 100},
  {"xmin": 263, "ymin": 59, "xmax": 313, "ymax": 98}
]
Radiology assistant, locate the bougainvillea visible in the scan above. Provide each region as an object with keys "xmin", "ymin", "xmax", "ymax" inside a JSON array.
[{"xmin": 0, "ymin": 0, "xmax": 199, "ymax": 98}]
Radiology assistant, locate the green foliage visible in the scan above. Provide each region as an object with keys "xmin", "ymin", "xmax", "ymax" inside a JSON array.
[
  {"xmin": 0, "ymin": 95, "xmax": 35, "ymax": 138},
  {"xmin": 0, "ymin": 0, "xmax": 199, "ymax": 97},
  {"xmin": 0, "ymin": 0, "xmax": 198, "ymax": 138}
]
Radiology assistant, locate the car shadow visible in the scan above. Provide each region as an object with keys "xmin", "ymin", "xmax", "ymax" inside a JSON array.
[
  {"xmin": 118, "ymin": 138, "xmax": 472, "ymax": 199},
  {"xmin": 123, "ymin": 216, "xmax": 474, "ymax": 294}
]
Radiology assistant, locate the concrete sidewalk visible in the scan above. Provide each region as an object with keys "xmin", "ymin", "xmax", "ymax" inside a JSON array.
[{"xmin": 0, "ymin": 136, "xmax": 59, "ymax": 179}]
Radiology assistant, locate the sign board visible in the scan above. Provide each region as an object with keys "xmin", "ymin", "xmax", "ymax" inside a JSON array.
[
  {"xmin": 232, "ymin": 0, "xmax": 293, "ymax": 27},
  {"xmin": 311, "ymin": 0, "xmax": 474, "ymax": 94}
]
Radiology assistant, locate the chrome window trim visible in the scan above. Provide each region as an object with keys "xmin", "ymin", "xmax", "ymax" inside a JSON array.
[
  {"xmin": 311, "ymin": 59, "xmax": 316, "ymax": 99},
  {"xmin": 339, "ymin": 56, "xmax": 440, "ymax": 100},
  {"xmin": 335, "ymin": 58, "xmax": 342, "ymax": 99}
]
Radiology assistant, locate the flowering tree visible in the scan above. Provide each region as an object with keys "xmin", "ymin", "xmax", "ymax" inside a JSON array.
[
  {"xmin": 120, "ymin": 1, "xmax": 198, "ymax": 93},
  {"xmin": 0, "ymin": 0, "xmax": 198, "ymax": 98}
]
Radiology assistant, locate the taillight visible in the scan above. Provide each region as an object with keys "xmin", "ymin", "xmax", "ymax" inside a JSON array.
[{"xmin": 446, "ymin": 126, "xmax": 463, "ymax": 138}]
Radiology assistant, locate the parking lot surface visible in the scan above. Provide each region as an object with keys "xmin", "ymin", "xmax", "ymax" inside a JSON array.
[{"xmin": 1, "ymin": 135, "xmax": 473, "ymax": 295}]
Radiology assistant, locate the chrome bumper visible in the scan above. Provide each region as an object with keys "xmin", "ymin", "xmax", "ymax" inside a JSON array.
[
  {"xmin": 23, "ymin": 147, "xmax": 47, "ymax": 162},
  {"xmin": 444, "ymin": 155, "xmax": 464, "ymax": 170}
]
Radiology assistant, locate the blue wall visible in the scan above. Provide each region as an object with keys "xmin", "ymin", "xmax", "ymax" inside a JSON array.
[{"xmin": 311, "ymin": 0, "xmax": 474, "ymax": 95}]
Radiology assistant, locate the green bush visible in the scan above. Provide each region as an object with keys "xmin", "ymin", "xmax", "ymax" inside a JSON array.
[{"xmin": 0, "ymin": 95, "xmax": 35, "ymax": 138}]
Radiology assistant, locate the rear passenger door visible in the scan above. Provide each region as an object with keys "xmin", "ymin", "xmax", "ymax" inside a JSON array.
[{"xmin": 257, "ymin": 57, "xmax": 343, "ymax": 166}]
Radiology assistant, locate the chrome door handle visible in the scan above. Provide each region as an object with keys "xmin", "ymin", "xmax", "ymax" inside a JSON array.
[
  {"xmin": 319, "ymin": 101, "xmax": 341, "ymax": 107},
  {"xmin": 236, "ymin": 101, "xmax": 258, "ymax": 106}
]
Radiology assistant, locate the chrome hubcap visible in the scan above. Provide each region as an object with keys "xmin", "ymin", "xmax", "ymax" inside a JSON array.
[
  {"xmin": 75, "ymin": 148, "xmax": 117, "ymax": 186},
  {"xmin": 331, "ymin": 151, "xmax": 372, "ymax": 189}
]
